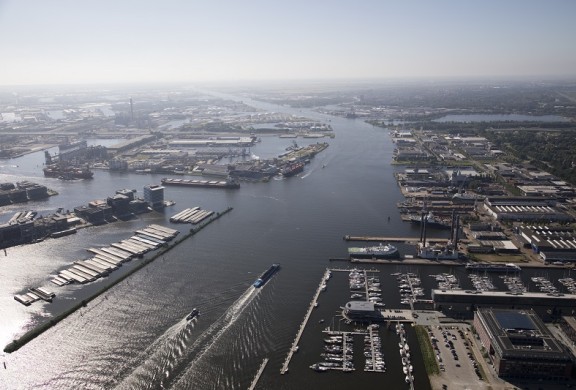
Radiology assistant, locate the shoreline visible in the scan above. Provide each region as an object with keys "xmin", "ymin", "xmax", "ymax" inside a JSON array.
[{"xmin": 3, "ymin": 207, "xmax": 233, "ymax": 354}]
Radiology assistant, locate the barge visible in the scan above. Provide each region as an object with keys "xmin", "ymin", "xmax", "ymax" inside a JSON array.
[
  {"xmin": 253, "ymin": 264, "xmax": 281, "ymax": 288},
  {"xmin": 161, "ymin": 177, "xmax": 240, "ymax": 189}
]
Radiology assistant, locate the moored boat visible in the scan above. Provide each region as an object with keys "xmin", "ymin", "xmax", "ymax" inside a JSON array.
[
  {"xmin": 348, "ymin": 243, "xmax": 399, "ymax": 259},
  {"xmin": 465, "ymin": 262, "xmax": 521, "ymax": 272}
]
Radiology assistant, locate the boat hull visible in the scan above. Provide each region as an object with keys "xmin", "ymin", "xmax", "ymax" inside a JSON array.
[
  {"xmin": 161, "ymin": 178, "xmax": 239, "ymax": 189},
  {"xmin": 253, "ymin": 264, "xmax": 280, "ymax": 288}
]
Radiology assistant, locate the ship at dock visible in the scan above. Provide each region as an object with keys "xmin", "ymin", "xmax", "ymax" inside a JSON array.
[
  {"xmin": 465, "ymin": 263, "xmax": 521, "ymax": 272},
  {"xmin": 281, "ymin": 162, "xmax": 304, "ymax": 177},
  {"xmin": 253, "ymin": 264, "xmax": 280, "ymax": 288},
  {"xmin": 161, "ymin": 177, "xmax": 240, "ymax": 189},
  {"xmin": 408, "ymin": 211, "xmax": 451, "ymax": 230},
  {"xmin": 348, "ymin": 244, "xmax": 399, "ymax": 259},
  {"xmin": 42, "ymin": 148, "xmax": 94, "ymax": 180},
  {"xmin": 43, "ymin": 164, "xmax": 94, "ymax": 179}
]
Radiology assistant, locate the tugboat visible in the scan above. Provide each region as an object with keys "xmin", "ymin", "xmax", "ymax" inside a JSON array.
[{"xmin": 186, "ymin": 308, "xmax": 200, "ymax": 320}]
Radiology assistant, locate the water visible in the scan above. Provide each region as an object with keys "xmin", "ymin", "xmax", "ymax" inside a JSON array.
[
  {"xmin": 5, "ymin": 92, "xmax": 564, "ymax": 389},
  {"xmin": 433, "ymin": 113, "xmax": 569, "ymax": 123}
]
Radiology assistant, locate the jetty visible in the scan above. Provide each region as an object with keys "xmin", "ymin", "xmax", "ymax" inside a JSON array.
[
  {"xmin": 280, "ymin": 268, "xmax": 331, "ymax": 374},
  {"xmin": 248, "ymin": 358, "xmax": 269, "ymax": 390},
  {"xmin": 344, "ymin": 235, "xmax": 447, "ymax": 244}
]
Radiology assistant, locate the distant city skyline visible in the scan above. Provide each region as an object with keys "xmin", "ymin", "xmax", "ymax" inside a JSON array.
[{"xmin": 1, "ymin": 0, "xmax": 576, "ymax": 86}]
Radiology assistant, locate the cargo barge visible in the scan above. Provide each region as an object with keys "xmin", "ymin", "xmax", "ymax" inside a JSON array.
[
  {"xmin": 43, "ymin": 165, "xmax": 94, "ymax": 179},
  {"xmin": 161, "ymin": 177, "xmax": 240, "ymax": 189},
  {"xmin": 253, "ymin": 264, "xmax": 281, "ymax": 288}
]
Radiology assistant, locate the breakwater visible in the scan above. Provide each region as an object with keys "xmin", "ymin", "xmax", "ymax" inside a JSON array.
[{"xmin": 3, "ymin": 207, "xmax": 233, "ymax": 353}]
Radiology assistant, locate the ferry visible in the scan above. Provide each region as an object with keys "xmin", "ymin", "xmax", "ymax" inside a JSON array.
[
  {"xmin": 465, "ymin": 262, "xmax": 521, "ymax": 272},
  {"xmin": 253, "ymin": 264, "xmax": 280, "ymax": 288},
  {"xmin": 186, "ymin": 308, "xmax": 200, "ymax": 320}
]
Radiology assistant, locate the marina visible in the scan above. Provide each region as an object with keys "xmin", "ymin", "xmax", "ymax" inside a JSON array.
[
  {"xmin": 313, "ymin": 330, "xmax": 356, "ymax": 372},
  {"xmin": 364, "ymin": 324, "xmax": 386, "ymax": 373},
  {"xmin": 396, "ymin": 323, "xmax": 415, "ymax": 389}
]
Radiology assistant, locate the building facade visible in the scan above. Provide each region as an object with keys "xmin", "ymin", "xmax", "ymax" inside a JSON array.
[{"xmin": 474, "ymin": 308, "xmax": 572, "ymax": 380}]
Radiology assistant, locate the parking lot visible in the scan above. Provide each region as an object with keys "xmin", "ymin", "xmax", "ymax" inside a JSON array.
[{"xmin": 426, "ymin": 324, "xmax": 490, "ymax": 390}]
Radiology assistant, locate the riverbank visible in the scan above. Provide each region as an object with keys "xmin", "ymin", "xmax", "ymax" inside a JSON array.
[{"xmin": 3, "ymin": 207, "xmax": 233, "ymax": 353}]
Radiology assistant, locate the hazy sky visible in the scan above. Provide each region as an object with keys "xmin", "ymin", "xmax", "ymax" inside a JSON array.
[{"xmin": 1, "ymin": 0, "xmax": 575, "ymax": 85}]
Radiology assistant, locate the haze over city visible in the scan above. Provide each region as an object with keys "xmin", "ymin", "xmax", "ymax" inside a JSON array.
[{"xmin": 1, "ymin": 0, "xmax": 576, "ymax": 85}]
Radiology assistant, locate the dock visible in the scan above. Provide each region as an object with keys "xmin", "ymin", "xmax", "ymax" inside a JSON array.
[
  {"xmin": 280, "ymin": 268, "xmax": 331, "ymax": 374},
  {"xmin": 248, "ymin": 357, "xmax": 269, "ymax": 390},
  {"xmin": 344, "ymin": 235, "xmax": 447, "ymax": 244}
]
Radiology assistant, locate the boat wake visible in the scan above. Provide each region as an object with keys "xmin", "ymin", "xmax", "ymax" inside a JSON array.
[{"xmin": 115, "ymin": 287, "xmax": 259, "ymax": 390}]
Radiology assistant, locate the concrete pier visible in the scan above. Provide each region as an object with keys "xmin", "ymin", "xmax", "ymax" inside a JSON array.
[
  {"xmin": 344, "ymin": 235, "xmax": 447, "ymax": 244},
  {"xmin": 248, "ymin": 357, "xmax": 269, "ymax": 390},
  {"xmin": 280, "ymin": 268, "xmax": 331, "ymax": 374}
]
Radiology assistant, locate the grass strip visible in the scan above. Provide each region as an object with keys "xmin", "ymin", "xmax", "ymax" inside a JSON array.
[{"xmin": 414, "ymin": 325, "xmax": 440, "ymax": 376}]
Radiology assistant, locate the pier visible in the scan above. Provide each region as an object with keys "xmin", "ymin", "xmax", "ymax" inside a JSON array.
[
  {"xmin": 280, "ymin": 268, "xmax": 331, "ymax": 374},
  {"xmin": 344, "ymin": 235, "xmax": 447, "ymax": 244},
  {"xmin": 248, "ymin": 357, "xmax": 269, "ymax": 390}
]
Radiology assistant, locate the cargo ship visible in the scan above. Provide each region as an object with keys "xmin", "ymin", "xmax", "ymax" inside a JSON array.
[
  {"xmin": 348, "ymin": 244, "xmax": 399, "ymax": 259},
  {"xmin": 253, "ymin": 264, "xmax": 280, "ymax": 288},
  {"xmin": 161, "ymin": 177, "xmax": 240, "ymax": 189},
  {"xmin": 465, "ymin": 263, "xmax": 521, "ymax": 272},
  {"xmin": 281, "ymin": 162, "xmax": 304, "ymax": 177},
  {"xmin": 43, "ymin": 165, "xmax": 94, "ymax": 179}
]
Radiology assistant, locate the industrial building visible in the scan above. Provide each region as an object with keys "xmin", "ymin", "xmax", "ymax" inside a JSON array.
[
  {"xmin": 432, "ymin": 289, "xmax": 576, "ymax": 320},
  {"xmin": 519, "ymin": 225, "xmax": 576, "ymax": 263},
  {"xmin": 483, "ymin": 196, "xmax": 573, "ymax": 222},
  {"xmin": 474, "ymin": 308, "xmax": 572, "ymax": 380}
]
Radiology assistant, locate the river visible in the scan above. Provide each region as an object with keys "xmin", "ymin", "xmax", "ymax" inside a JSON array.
[{"xmin": 0, "ymin": 91, "xmax": 521, "ymax": 390}]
